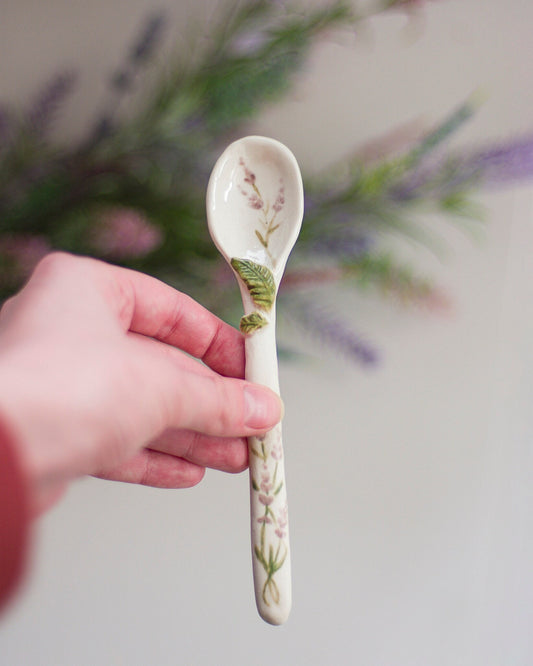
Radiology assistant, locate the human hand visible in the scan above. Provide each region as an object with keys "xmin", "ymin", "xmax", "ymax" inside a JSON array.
[{"xmin": 0, "ymin": 253, "xmax": 282, "ymax": 514}]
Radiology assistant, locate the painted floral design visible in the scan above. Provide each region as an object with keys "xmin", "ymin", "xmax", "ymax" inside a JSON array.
[
  {"xmin": 238, "ymin": 157, "xmax": 285, "ymax": 266},
  {"xmin": 250, "ymin": 429, "xmax": 288, "ymax": 607}
]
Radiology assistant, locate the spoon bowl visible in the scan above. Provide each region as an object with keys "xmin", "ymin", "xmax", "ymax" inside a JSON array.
[
  {"xmin": 207, "ymin": 136, "xmax": 304, "ymax": 625},
  {"xmin": 207, "ymin": 136, "xmax": 304, "ymax": 284}
]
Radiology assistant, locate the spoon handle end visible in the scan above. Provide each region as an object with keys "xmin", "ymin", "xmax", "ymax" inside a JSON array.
[{"xmin": 249, "ymin": 424, "xmax": 292, "ymax": 625}]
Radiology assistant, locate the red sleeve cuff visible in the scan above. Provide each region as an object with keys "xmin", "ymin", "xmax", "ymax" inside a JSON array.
[{"xmin": 0, "ymin": 417, "xmax": 31, "ymax": 612}]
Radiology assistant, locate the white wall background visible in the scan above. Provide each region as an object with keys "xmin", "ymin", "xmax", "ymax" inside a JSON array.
[{"xmin": 1, "ymin": 1, "xmax": 532, "ymax": 664}]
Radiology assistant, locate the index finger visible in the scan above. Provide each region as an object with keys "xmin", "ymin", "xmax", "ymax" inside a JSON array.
[{"xmin": 99, "ymin": 259, "xmax": 245, "ymax": 379}]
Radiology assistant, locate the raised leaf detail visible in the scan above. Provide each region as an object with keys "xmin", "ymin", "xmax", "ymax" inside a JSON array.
[
  {"xmin": 240, "ymin": 311, "xmax": 269, "ymax": 335},
  {"xmin": 230, "ymin": 258, "xmax": 276, "ymax": 311}
]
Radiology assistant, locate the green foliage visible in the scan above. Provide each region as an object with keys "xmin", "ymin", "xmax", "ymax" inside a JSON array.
[{"xmin": 0, "ymin": 1, "xmax": 512, "ymax": 362}]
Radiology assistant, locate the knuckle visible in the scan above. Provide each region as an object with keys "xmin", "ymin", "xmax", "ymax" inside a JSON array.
[
  {"xmin": 35, "ymin": 250, "xmax": 71, "ymax": 271},
  {"xmin": 0, "ymin": 294, "xmax": 16, "ymax": 317},
  {"xmin": 154, "ymin": 303, "xmax": 185, "ymax": 343},
  {"xmin": 228, "ymin": 443, "xmax": 248, "ymax": 473},
  {"xmin": 32, "ymin": 251, "xmax": 77, "ymax": 282},
  {"xmin": 213, "ymin": 377, "xmax": 240, "ymax": 433}
]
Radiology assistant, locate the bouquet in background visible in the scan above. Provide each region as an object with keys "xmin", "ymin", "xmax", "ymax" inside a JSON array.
[{"xmin": 1, "ymin": 0, "xmax": 532, "ymax": 365}]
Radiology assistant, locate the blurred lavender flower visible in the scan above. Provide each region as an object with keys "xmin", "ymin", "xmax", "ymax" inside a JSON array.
[
  {"xmin": 0, "ymin": 105, "xmax": 11, "ymax": 140},
  {"xmin": 27, "ymin": 71, "xmax": 77, "ymax": 137},
  {"xmin": 0, "ymin": 105, "xmax": 14, "ymax": 157},
  {"xmin": 86, "ymin": 11, "xmax": 167, "ymax": 144},
  {"xmin": 128, "ymin": 11, "xmax": 167, "ymax": 64},
  {"xmin": 391, "ymin": 133, "xmax": 533, "ymax": 202},
  {"xmin": 91, "ymin": 208, "xmax": 163, "ymax": 259},
  {"xmin": 89, "ymin": 115, "xmax": 115, "ymax": 143},
  {"xmin": 0, "ymin": 234, "xmax": 51, "ymax": 282},
  {"xmin": 389, "ymin": 161, "xmax": 437, "ymax": 201},
  {"xmin": 307, "ymin": 230, "xmax": 373, "ymax": 259},
  {"xmin": 110, "ymin": 70, "xmax": 133, "ymax": 93},
  {"xmin": 286, "ymin": 297, "xmax": 379, "ymax": 366},
  {"xmin": 230, "ymin": 29, "xmax": 270, "ymax": 56},
  {"xmin": 459, "ymin": 134, "xmax": 533, "ymax": 186}
]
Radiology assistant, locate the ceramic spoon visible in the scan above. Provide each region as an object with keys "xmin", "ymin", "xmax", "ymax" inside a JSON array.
[{"xmin": 207, "ymin": 136, "xmax": 304, "ymax": 625}]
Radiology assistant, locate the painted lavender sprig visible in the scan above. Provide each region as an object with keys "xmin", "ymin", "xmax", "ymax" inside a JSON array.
[
  {"xmin": 238, "ymin": 157, "xmax": 285, "ymax": 267},
  {"xmin": 250, "ymin": 434, "xmax": 288, "ymax": 607}
]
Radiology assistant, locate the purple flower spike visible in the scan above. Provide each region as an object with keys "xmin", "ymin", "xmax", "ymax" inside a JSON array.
[
  {"xmin": 27, "ymin": 70, "xmax": 77, "ymax": 137},
  {"xmin": 462, "ymin": 134, "xmax": 533, "ymax": 186},
  {"xmin": 91, "ymin": 208, "xmax": 163, "ymax": 259},
  {"xmin": 0, "ymin": 105, "xmax": 11, "ymax": 141},
  {"xmin": 230, "ymin": 30, "xmax": 269, "ymax": 57},
  {"xmin": 288, "ymin": 298, "xmax": 379, "ymax": 367},
  {"xmin": 129, "ymin": 12, "xmax": 167, "ymax": 64},
  {"xmin": 309, "ymin": 231, "xmax": 373, "ymax": 259}
]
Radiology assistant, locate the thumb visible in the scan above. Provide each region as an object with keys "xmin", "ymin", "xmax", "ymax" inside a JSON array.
[
  {"xmin": 119, "ymin": 334, "xmax": 283, "ymax": 449},
  {"xmin": 159, "ymin": 365, "xmax": 283, "ymax": 438}
]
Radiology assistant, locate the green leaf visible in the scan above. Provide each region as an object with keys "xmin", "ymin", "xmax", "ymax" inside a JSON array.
[
  {"xmin": 240, "ymin": 311, "xmax": 269, "ymax": 335},
  {"xmin": 230, "ymin": 257, "xmax": 276, "ymax": 310},
  {"xmin": 255, "ymin": 229, "xmax": 268, "ymax": 247},
  {"xmin": 273, "ymin": 551, "xmax": 287, "ymax": 572},
  {"xmin": 254, "ymin": 545, "xmax": 267, "ymax": 570},
  {"xmin": 251, "ymin": 478, "xmax": 260, "ymax": 492}
]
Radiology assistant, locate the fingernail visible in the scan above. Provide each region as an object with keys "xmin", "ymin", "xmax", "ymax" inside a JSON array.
[{"xmin": 244, "ymin": 385, "xmax": 283, "ymax": 430}]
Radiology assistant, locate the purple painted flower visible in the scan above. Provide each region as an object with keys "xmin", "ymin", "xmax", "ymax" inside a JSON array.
[
  {"xmin": 259, "ymin": 494, "xmax": 274, "ymax": 506},
  {"xmin": 248, "ymin": 193, "xmax": 264, "ymax": 210},
  {"xmin": 239, "ymin": 158, "xmax": 256, "ymax": 185},
  {"xmin": 272, "ymin": 183, "xmax": 285, "ymax": 213},
  {"xmin": 271, "ymin": 443, "xmax": 282, "ymax": 461},
  {"xmin": 275, "ymin": 505, "xmax": 288, "ymax": 539},
  {"xmin": 91, "ymin": 208, "xmax": 163, "ymax": 259}
]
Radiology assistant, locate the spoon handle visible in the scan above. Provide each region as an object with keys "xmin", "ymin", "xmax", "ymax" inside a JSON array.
[{"xmin": 244, "ymin": 306, "xmax": 291, "ymax": 625}]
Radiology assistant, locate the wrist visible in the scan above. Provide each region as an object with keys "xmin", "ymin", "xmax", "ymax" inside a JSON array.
[
  {"xmin": 0, "ymin": 414, "xmax": 31, "ymax": 609},
  {"xmin": 0, "ymin": 352, "xmax": 74, "ymax": 506}
]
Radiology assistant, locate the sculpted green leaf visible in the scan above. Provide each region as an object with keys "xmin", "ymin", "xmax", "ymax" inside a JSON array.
[
  {"xmin": 230, "ymin": 257, "xmax": 276, "ymax": 310},
  {"xmin": 240, "ymin": 311, "xmax": 269, "ymax": 335}
]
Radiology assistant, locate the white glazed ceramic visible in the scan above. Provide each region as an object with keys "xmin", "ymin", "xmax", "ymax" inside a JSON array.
[{"xmin": 206, "ymin": 136, "xmax": 304, "ymax": 625}]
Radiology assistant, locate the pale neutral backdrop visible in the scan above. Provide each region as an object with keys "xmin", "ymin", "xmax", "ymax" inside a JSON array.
[{"xmin": 1, "ymin": 1, "xmax": 532, "ymax": 665}]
